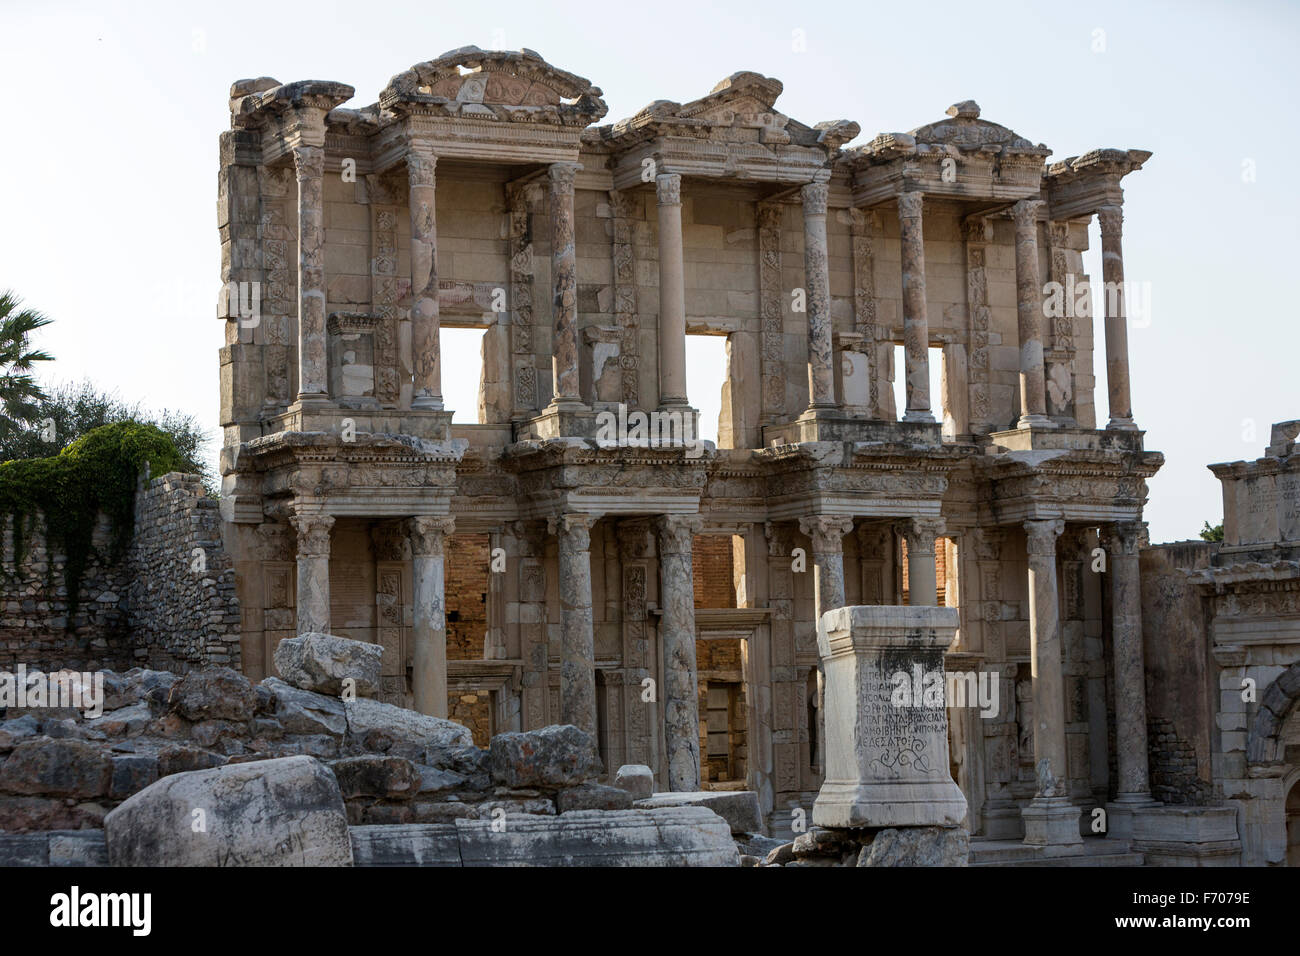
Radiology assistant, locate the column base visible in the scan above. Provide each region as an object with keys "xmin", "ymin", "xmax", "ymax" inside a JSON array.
[
  {"xmin": 1104, "ymin": 794, "xmax": 1159, "ymax": 839},
  {"xmin": 902, "ymin": 409, "xmax": 936, "ymax": 424},
  {"xmin": 1021, "ymin": 796, "xmax": 1084, "ymax": 850},
  {"xmin": 1016, "ymin": 413, "xmax": 1057, "ymax": 430},
  {"xmin": 812, "ymin": 778, "xmax": 967, "ymax": 830},
  {"xmin": 412, "ymin": 395, "xmax": 445, "ymax": 411},
  {"xmin": 1106, "ymin": 416, "xmax": 1138, "ymax": 431},
  {"xmin": 523, "ymin": 401, "xmax": 594, "ymax": 439}
]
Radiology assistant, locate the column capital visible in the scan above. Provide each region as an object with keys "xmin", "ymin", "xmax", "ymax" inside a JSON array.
[
  {"xmin": 1023, "ymin": 518, "xmax": 1065, "ymax": 556},
  {"xmin": 799, "ymin": 514, "xmax": 854, "ymax": 552},
  {"xmin": 764, "ymin": 520, "xmax": 795, "ymax": 557},
  {"xmin": 407, "ymin": 515, "xmax": 455, "ymax": 556},
  {"xmin": 895, "ymin": 516, "xmax": 945, "ymax": 548},
  {"xmin": 655, "ymin": 172, "xmax": 682, "ymax": 206},
  {"xmin": 292, "ymin": 144, "xmax": 324, "ymax": 180},
  {"xmin": 656, "ymin": 513, "xmax": 703, "ymax": 554},
  {"xmin": 848, "ymin": 206, "xmax": 878, "ymax": 234},
  {"xmin": 406, "ymin": 148, "xmax": 437, "ymax": 187},
  {"xmin": 549, "ymin": 512, "xmax": 599, "ymax": 551},
  {"xmin": 1012, "ymin": 198, "xmax": 1045, "ymax": 231},
  {"xmin": 897, "ymin": 190, "xmax": 924, "ymax": 220},
  {"xmin": 800, "ymin": 181, "xmax": 829, "ymax": 216},
  {"xmin": 962, "ymin": 215, "xmax": 993, "ymax": 244},
  {"xmin": 549, "ymin": 161, "xmax": 580, "ymax": 193},
  {"xmin": 1101, "ymin": 520, "xmax": 1143, "ymax": 556},
  {"xmin": 1097, "ymin": 204, "xmax": 1124, "ymax": 238},
  {"xmin": 290, "ymin": 513, "xmax": 334, "ymax": 556}
]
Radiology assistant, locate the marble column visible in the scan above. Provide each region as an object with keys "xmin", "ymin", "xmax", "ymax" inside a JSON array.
[
  {"xmin": 799, "ymin": 514, "xmax": 854, "ymax": 777},
  {"xmin": 290, "ymin": 513, "xmax": 334, "ymax": 635},
  {"xmin": 550, "ymin": 513, "xmax": 597, "ymax": 735},
  {"xmin": 657, "ymin": 514, "xmax": 703, "ymax": 791},
  {"xmin": 408, "ymin": 515, "xmax": 453, "ymax": 718},
  {"xmin": 408, "ymin": 148, "xmax": 443, "ymax": 410},
  {"xmin": 549, "ymin": 162, "xmax": 582, "ymax": 405},
  {"xmin": 801, "ymin": 182, "xmax": 836, "ymax": 411},
  {"xmin": 898, "ymin": 517, "xmax": 944, "ymax": 606},
  {"xmin": 293, "ymin": 145, "xmax": 328, "ymax": 401},
  {"xmin": 1021, "ymin": 518, "xmax": 1081, "ymax": 847},
  {"xmin": 897, "ymin": 191, "xmax": 934, "ymax": 423},
  {"xmin": 1097, "ymin": 205, "xmax": 1136, "ymax": 430},
  {"xmin": 1013, "ymin": 199, "xmax": 1052, "ymax": 428},
  {"xmin": 656, "ymin": 173, "xmax": 688, "ymax": 408},
  {"xmin": 1104, "ymin": 521, "xmax": 1152, "ymax": 802}
]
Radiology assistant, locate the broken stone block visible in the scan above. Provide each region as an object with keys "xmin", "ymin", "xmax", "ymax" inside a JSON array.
[
  {"xmin": 48, "ymin": 830, "xmax": 108, "ymax": 866},
  {"xmin": 109, "ymin": 754, "xmax": 160, "ymax": 799},
  {"xmin": 329, "ymin": 755, "xmax": 420, "ymax": 800},
  {"xmin": 855, "ymin": 826, "xmax": 969, "ymax": 867},
  {"xmin": 0, "ymin": 738, "xmax": 112, "ymax": 798},
  {"xmin": 87, "ymin": 704, "xmax": 151, "ymax": 738},
  {"xmin": 613, "ymin": 763, "xmax": 654, "ymax": 800},
  {"xmin": 556, "ymin": 782, "xmax": 633, "ymax": 812},
  {"xmin": 343, "ymin": 696, "xmax": 472, "ymax": 761},
  {"xmin": 157, "ymin": 744, "xmax": 228, "ymax": 777},
  {"xmin": 0, "ymin": 715, "xmax": 41, "ymax": 752},
  {"xmin": 273, "ymin": 632, "xmax": 382, "ymax": 698},
  {"xmin": 633, "ymin": 790, "xmax": 763, "ymax": 835},
  {"xmin": 104, "ymin": 755, "xmax": 353, "ymax": 867},
  {"xmin": 488, "ymin": 725, "xmax": 599, "ymax": 789},
  {"xmin": 261, "ymin": 678, "xmax": 348, "ymax": 737},
  {"xmin": 167, "ymin": 667, "xmax": 258, "ymax": 723}
]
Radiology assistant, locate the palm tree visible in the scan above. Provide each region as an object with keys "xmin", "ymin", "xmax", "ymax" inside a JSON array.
[{"xmin": 0, "ymin": 291, "xmax": 54, "ymax": 436}]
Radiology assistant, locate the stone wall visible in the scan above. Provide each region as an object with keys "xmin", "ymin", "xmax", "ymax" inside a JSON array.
[
  {"xmin": 127, "ymin": 472, "xmax": 240, "ymax": 672},
  {"xmin": 0, "ymin": 512, "xmax": 134, "ymax": 673},
  {"xmin": 0, "ymin": 472, "xmax": 239, "ymax": 674}
]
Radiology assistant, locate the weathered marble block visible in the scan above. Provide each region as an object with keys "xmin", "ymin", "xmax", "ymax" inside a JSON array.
[{"xmin": 812, "ymin": 605, "xmax": 967, "ymax": 829}]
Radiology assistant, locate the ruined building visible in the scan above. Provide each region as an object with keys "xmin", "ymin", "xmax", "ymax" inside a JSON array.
[{"xmin": 216, "ymin": 47, "xmax": 1163, "ymax": 848}]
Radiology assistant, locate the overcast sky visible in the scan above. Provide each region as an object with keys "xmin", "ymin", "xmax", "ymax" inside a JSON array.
[{"xmin": 1, "ymin": 0, "xmax": 1295, "ymax": 543}]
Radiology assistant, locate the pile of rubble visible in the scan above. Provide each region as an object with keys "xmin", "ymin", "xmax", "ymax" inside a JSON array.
[{"xmin": 0, "ymin": 632, "xmax": 746, "ymax": 866}]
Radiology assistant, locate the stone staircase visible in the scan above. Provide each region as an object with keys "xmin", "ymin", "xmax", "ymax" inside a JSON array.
[{"xmin": 968, "ymin": 837, "xmax": 1145, "ymax": 867}]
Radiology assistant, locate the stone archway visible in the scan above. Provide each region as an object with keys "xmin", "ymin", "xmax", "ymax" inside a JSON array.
[{"xmin": 1246, "ymin": 661, "xmax": 1300, "ymax": 766}]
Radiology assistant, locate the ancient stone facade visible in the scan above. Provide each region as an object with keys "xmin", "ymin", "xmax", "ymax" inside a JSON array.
[{"xmin": 217, "ymin": 47, "xmax": 1162, "ymax": 851}]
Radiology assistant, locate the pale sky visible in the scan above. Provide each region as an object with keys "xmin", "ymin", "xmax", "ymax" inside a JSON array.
[{"xmin": 1, "ymin": 0, "xmax": 1295, "ymax": 543}]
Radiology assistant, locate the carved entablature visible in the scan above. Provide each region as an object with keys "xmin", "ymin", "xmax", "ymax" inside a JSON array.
[
  {"xmin": 596, "ymin": 72, "xmax": 856, "ymax": 189},
  {"xmin": 844, "ymin": 100, "xmax": 1052, "ymax": 206},
  {"xmin": 754, "ymin": 441, "xmax": 968, "ymax": 521},
  {"xmin": 976, "ymin": 448, "xmax": 1163, "ymax": 525},
  {"xmin": 229, "ymin": 79, "xmax": 356, "ymax": 162},
  {"xmin": 1044, "ymin": 148, "xmax": 1152, "ymax": 221},
  {"xmin": 236, "ymin": 431, "xmax": 466, "ymax": 519}
]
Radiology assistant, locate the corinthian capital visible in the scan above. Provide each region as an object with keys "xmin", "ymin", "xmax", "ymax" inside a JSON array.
[
  {"xmin": 549, "ymin": 513, "xmax": 598, "ymax": 552},
  {"xmin": 290, "ymin": 513, "xmax": 334, "ymax": 556},
  {"xmin": 1023, "ymin": 518, "xmax": 1065, "ymax": 556},
  {"xmin": 292, "ymin": 145, "xmax": 324, "ymax": 182},
  {"xmin": 895, "ymin": 516, "xmax": 945, "ymax": 552},
  {"xmin": 800, "ymin": 182, "xmax": 829, "ymax": 217},
  {"xmin": 655, "ymin": 172, "xmax": 681, "ymax": 206},
  {"xmin": 897, "ymin": 191, "xmax": 924, "ymax": 220},
  {"xmin": 1097, "ymin": 204, "xmax": 1124, "ymax": 239},
  {"xmin": 549, "ymin": 162, "xmax": 580, "ymax": 195},
  {"xmin": 407, "ymin": 515, "xmax": 455, "ymax": 556},
  {"xmin": 1101, "ymin": 520, "xmax": 1143, "ymax": 557},
  {"xmin": 656, "ymin": 514, "xmax": 703, "ymax": 555},
  {"xmin": 1012, "ymin": 199, "xmax": 1044, "ymax": 232},
  {"xmin": 406, "ymin": 147, "xmax": 437, "ymax": 188},
  {"xmin": 798, "ymin": 514, "xmax": 854, "ymax": 553}
]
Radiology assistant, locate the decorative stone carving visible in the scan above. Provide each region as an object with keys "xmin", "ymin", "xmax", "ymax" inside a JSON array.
[{"xmin": 657, "ymin": 514, "xmax": 703, "ymax": 790}]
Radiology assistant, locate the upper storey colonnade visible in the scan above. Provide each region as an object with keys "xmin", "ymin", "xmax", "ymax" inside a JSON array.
[{"xmin": 219, "ymin": 47, "xmax": 1151, "ymax": 450}]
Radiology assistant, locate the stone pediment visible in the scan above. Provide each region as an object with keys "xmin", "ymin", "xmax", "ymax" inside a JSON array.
[
  {"xmin": 379, "ymin": 47, "xmax": 608, "ymax": 127},
  {"xmin": 599, "ymin": 71, "xmax": 858, "ymax": 151},
  {"xmin": 848, "ymin": 100, "xmax": 1050, "ymax": 165}
]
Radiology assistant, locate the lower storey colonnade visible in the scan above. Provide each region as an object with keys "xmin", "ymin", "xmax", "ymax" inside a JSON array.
[{"xmin": 271, "ymin": 510, "xmax": 1151, "ymax": 842}]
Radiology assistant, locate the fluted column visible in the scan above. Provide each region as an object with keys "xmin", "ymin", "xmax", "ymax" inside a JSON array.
[
  {"xmin": 801, "ymin": 182, "xmax": 836, "ymax": 411},
  {"xmin": 656, "ymin": 173, "xmax": 688, "ymax": 407},
  {"xmin": 408, "ymin": 515, "xmax": 454, "ymax": 717},
  {"xmin": 291, "ymin": 513, "xmax": 334, "ymax": 635},
  {"xmin": 1097, "ymin": 205, "xmax": 1136, "ymax": 430},
  {"xmin": 657, "ymin": 514, "xmax": 703, "ymax": 790},
  {"xmin": 898, "ymin": 516, "xmax": 944, "ymax": 606},
  {"xmin": 550, "ymin": 513, "xmax": 597, "ymax": 734},
  {"xmin": 293, "ymin": 145, "xmax": 328, "ymax": 401},
  {"xmin": 1013, "ymin": 199, "xmax": 1052, "ymax": 428},
  {"xmin": 549, "ymin": 162, "xmax": 582, "ymax": 405},
  {"xmin": 1024, "ymin": 518, "xmax": 1067, "ymax": 795},
  {"xmin": 1104, "ymin": 521, "xmax": 1152, "ymax": 802},
  {"xmin": 408, "ymin": 148, "xmax": 443, "ymax": 409},
  {"xmin": 897, "ymin": 191, "xmax": 934, "ymax": 422}
]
